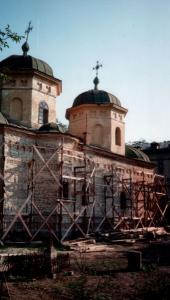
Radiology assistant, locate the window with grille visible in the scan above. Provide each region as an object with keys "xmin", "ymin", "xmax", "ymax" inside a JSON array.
[{"xmin": 38, "ymin": 101, "xmax": 49, "ymax": 124}]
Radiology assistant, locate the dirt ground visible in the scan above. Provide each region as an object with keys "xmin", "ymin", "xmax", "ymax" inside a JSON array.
[{"xmin": 2, "ymin": 239, "xmax": 170, "ymax": 300}]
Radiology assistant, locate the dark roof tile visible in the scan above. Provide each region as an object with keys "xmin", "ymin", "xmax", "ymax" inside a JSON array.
[
  {"xmin": 72, "ymin": 89, "xmax": 121, "ymax": 107},
  {"xmin": 0, "ymin": 55, "xmax": 53, "ymax": 77}
]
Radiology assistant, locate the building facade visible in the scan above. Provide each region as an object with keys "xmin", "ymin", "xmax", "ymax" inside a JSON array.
[
  {"xmin": 0, "ymin": 43, "xmax": 166, "ymax": 242},
  {"xmin": 144, "ymin": 142, "xmax": 170, "ymax": 197}
]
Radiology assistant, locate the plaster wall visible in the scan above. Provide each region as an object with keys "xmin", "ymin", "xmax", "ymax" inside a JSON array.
[
  {"xmin": 0, "ymin": 127, "xmax": 154, "ymax": 239},
  {"xmin": 31, "ymin": 76, "xmax": 57, "ymax": 128},
  {"xmin": 68, "ymin": 105, "xmax": 126, "ymax": 155},
  {"xmin": 1, "ymin": 75, "xmax": 33, "ymax": 127},
  {"xmin": 111, "ymin": 116, "xmax": 125, "ymax": 155},
  {"xmin": 0, "ymin": 74, "xmax": 58, "ymax": 128}
]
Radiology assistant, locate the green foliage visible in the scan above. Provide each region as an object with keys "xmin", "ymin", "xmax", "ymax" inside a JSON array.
[
  {"xmin": 0, "ymin": 25, "xmax": 24, "ymax": 84},
  {"xmin": 0, "ymin": 24, "xmax": 24, "ymax": 51}
]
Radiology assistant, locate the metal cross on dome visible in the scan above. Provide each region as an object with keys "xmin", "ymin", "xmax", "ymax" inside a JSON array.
[
  {"xmin": 25, "ymin": 21, "xmax": 33, "ymax": 42},
  {"xmin": 93, "ymin": 61, "xmax": 103, "ymax": 76}
]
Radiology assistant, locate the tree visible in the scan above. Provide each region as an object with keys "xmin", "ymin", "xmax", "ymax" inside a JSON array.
[
  {"xmin": 0, "ymin": 25, "xmax": 23, "ymax": 51},
  {"xmin": 0, "ymin": 25, "xmax": 24, "ymax": 82}
]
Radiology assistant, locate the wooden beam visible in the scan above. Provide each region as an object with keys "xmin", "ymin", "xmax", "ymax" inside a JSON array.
[
  {"xmin": 1, "ymin": 192, "xmax": 32, "ymax": 240},
  {"xmin": 31, "ymin": 201, "xmax": 60, "ymax": 242}
]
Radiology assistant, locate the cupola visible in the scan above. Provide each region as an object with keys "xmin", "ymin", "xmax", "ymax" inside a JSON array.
[{"xmin": 66, "ymin": 62, "xmax": 128, "ymax": 156}]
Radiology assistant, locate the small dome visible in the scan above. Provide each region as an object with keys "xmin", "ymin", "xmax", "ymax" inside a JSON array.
[
  {"xmin": 22, "ymin": 41, "xmax": 30, "ymax": 56},
  {"xmin": 126, "ymin": 145, "xmax": 150, "ymax": 162},
  {"xmin": 38, "ymin": 122, "xmax": 65, "ymax": 133},
  {"xmin": 72, "ymin": 89, "xmax": 121, "ymax": 107},
  {"xmin": 0, "ymin": 112, "xmax": 8, "ymax": 125},
  {"xmin": 0, "ymin": 54, "xmax": 53, "ymax": 77}
]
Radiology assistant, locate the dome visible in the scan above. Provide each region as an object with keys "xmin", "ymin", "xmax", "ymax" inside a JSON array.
[
  {"xmin": 38, "ymin": 122, "xmax": 65, "ymax": 133},
  {"xmin": 0, "ymin": 54, "xmax": 53, "ymax": 77},
  {"xmin": 72, "ymin": 89, "xmax": 121, "ymax": 107},
  {"xmin": 0, "ymin": 112, "xmax": 8, "ymax": 125},
  {"xmin": 125, "ymin": 145, "xmax": 150, "ymax": 162}
]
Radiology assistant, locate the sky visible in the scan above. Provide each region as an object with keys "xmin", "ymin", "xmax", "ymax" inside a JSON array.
[{"xmin": 1, "ymin": 0, "xmax": 170, "ymax": 143}]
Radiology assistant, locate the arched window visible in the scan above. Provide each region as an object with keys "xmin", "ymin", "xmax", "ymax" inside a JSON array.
[
  {"xmin": 38, "ymin": 101, "xmax": 49, "ymax": 124},
  {"xmin": 115, "ymin": 127, "xmax": 121, "ymax": 146},
  {"xmin": 10, "ymin": 98, "xmax": 23, "ymax": 121},
  {"xmin": 92, "ymin": 124, "xmax": 103, "ymax": 145}
]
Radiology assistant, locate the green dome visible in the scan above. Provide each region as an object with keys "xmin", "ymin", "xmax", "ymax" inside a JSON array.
[
  {"xmin": 0, "ymin": 54, "xmax": 53, "ymax": 77},
  {"xmin": 126, "ymin": 145, "xmax": 150, "ymax": 162},
  {"xmin": 0, "ymin": 112, "xmax": 8, "ymax": 125},
  {"xmin": 72, "ymin": 89, "xmax": 121, "ymax": 107},
  {"xmin": 38, "ymin": 122, "xmax": 65, "ymax": 133}
]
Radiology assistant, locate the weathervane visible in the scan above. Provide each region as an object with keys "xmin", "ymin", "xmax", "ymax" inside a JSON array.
[
  {"xmin": 93, "ymin": 61, "xmax": 103, "ymax": 77},
  {"xmin": 22, "ymin": 21, "xmax": 33, "ymax": 56},
  {"xmin": 93, "ymin": 61, "xmax": 102, "ymax": 90},
  {"xmin": 25, "ymin": 21, "xmax": 33, "ymax": 42}
]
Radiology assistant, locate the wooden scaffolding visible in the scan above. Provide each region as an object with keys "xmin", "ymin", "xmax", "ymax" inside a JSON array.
[
  {"xmin": 0, "ymin": 140, "xmax": 169, "ymax": 243},
  {"xmin": 102, "ymin": 174, "xmax": 169, "ymax": 231}
]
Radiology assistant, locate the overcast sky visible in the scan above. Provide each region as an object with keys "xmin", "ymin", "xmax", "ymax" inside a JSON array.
[{"xmin": 1, "ymin": 0, "xmax": 170, "ymax": 143}]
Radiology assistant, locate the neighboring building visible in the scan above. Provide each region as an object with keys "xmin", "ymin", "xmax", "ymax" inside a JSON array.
[
  {"xmin": 0, "ymin": 41, "xmax": 165, "ymax": 242},
  {"xmin": 144, "ymin": 142, "xmax": 170, "ymax": 196}
]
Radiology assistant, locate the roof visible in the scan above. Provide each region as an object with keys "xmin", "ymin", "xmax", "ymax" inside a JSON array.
[
  {"xmin": 85, "ymin": 144, "xmax": 153, "ymax": 169},
  {"xmin": 72, "ymin": 89, "xmax": 121, "ymax": 107},
  {"xmin": 38, "ymin": 122, "xmax": 65, "ymax": 133},
  {"xmin": 0, "ymin": 112, "xmax": 8, "ymax": 125},
  {"xmin": 0, "ymin": 121, "xmax": 153, "ymax": 168},
  {"xmin": 126, "ymin": 145, "xmax": 150, "ymax": 162},
  {"xmin": 0, "ymin": 54, "xmax": 53, "ymax": 77}
]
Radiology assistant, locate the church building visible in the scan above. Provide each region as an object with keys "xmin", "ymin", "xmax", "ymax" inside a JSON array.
[{"xmin": 0, "ymin": 38, "xmax": 165, "ymax": 242}]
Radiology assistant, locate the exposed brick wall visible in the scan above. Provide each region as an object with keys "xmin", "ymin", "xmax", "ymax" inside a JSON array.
[{"xmin": 0, "ymin": 126, "xmax": 155, "ymax": 240}]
